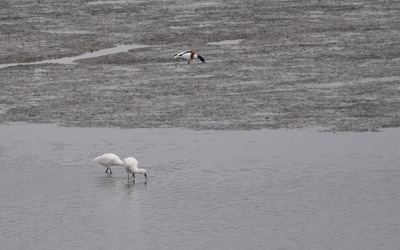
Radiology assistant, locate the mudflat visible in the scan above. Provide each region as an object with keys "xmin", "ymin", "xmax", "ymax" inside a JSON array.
[{"xmin": 1, "ymin": 0, "xmax": 400, "ymax": 131}]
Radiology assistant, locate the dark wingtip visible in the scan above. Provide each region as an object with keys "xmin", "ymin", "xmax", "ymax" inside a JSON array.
[{"xmin": 198, "ymin": 55, "xmax": 205, "ymax": 63}]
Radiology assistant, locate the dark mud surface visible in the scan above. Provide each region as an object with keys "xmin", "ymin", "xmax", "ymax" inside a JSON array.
[{"xmin": 1, "ymin": 0, "xmax": 400, "ymax": 131}]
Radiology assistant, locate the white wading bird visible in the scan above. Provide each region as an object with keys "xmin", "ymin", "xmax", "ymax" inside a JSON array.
[
  {"xmin": 123, "ymin": 157, "xmax": 148, "ymax": 183},
  {"xmin": 93, "ymin": 153, "xmax": 123, "ymax": 174},
  {"xmin": 174, "ymin": 50, "xmax": 205, "ymax": 64}
]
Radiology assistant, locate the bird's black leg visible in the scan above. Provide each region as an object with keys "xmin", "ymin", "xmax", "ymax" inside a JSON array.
[{"xmin": 105, "ymin": 168, "xmax": 109, "ymax": 173}]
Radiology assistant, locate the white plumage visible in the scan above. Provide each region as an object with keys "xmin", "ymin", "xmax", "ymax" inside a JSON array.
[
  {"xmin": 123, "ymin": 157, "xmax": 148, "ymax": 183},
  {"xmin": 93, "ymin": 153, "xmax": 123, "ymax": 174},
  {"xmin": 174, "ymin": 50, "xmax": 205, "ymax": 64}
]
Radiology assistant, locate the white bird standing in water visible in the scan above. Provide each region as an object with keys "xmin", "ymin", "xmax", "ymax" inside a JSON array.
[
  {"xmin": 123, "ymin": 157, "xmax": 148, "ymax": 183},
  {"xmin": 174, "ymin": 50, "xmax": 205, "ymax": 64},
  {"xmin": 93, "ymin": 153, "xmax": 123, "ymax": 174}
]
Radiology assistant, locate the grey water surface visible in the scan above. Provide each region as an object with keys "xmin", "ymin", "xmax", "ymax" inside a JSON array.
[{"xmin": 1, "ymin": 124, "xmax": 400, "ymax": 249}]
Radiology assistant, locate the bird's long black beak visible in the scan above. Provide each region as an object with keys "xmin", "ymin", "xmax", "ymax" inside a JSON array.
[
  {"xmin": 198, "ymin": 55, "xmax": 205, "ymax": 63},
  {"xmin": 144, "ymin": 173, "xmax": 148, "ymax": 183}
]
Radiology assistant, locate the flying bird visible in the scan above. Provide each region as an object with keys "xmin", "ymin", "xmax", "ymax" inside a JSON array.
[
  {"xmin": 93, "ymin": 153, "xmax": 123, "ymax": 174},
  {"xmin": 174, "ymin": 50, "xmax": 205, "ymax": 64},
  {"xmin": 123, "ymin": 157, "xmax": 148, "ymax": 183}
]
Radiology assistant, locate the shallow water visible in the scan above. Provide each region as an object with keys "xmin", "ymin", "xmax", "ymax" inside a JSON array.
[
  {"xmin": 207, "ymin": 39, "xmax": 244, "ymax": 45},
  {"xmin": 1, "ymin": 124, "xmax": 400, "ymax": 249},
  {"xmin": 0, "ymin": 44, "xmax": 148, "ymax": 69}
]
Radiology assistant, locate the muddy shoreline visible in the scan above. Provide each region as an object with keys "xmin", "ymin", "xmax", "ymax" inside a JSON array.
[{"xmin": 1, "ymin": 1, "xmax": 400, "ymax": 131}]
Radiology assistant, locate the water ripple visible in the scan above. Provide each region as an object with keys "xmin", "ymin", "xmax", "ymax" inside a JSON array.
[{"xmin": 1, "ymin": 124, "xmax": 400, "ymax": 249}]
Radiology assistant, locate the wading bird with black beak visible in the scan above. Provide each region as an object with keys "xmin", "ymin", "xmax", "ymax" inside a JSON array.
[
  {"xmin": 93, "ymin": 153, "xmax": 123, "ymax": 174},
  {"xmin": 174, "ymin": 50, "xmax": 205, "ymax": 64},
  {"xmin": 123, "ymin": 157, "xmax": 148, "ymax": 183}
]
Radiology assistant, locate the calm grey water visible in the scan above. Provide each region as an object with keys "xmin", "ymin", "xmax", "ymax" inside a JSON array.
[{"xmin": 1, "ymin": 124, "xmax": 400, "ymax": 249}]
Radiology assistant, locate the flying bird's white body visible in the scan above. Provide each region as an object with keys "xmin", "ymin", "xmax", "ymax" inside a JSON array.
[
  {"xmin": 174, "ymin": 50, "xmax": 205, "ymax": 64},
  {"xmin": 93, "ymin": 153, "xmax": 123, "ymax": 174},
  {"xmin": 123, "ymin": 157, "xmax": 148, "ymax": 183}
]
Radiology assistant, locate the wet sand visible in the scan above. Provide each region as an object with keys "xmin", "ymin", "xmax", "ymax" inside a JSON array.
[{"xmin": 1, "ymin": 0, "xmax": 400, "ymax": 131}]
